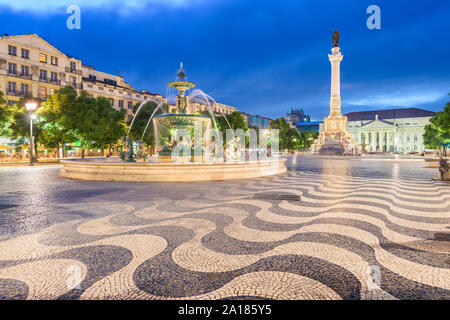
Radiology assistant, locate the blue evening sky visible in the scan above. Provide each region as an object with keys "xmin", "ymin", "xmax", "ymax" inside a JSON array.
[{"xmin": 0, "ymin": 0, "xmax": 449, "ymax": 120}]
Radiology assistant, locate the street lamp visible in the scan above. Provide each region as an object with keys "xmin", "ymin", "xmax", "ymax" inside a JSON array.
[{"xmin": 25, "ymin": 101, "xmax": 38, "ymax": 165}]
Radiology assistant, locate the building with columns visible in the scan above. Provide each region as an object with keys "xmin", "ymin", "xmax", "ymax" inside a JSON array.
[{"xmin": 344, "ymin": 108, "xmax": 435, "ymax": 153}]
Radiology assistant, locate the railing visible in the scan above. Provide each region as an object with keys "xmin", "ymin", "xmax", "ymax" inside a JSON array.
[
  {"xmin": 65, "ymin": 67, "xmax": 82, "ymax": 75},
  {"xmin": 6, "ymin": 91, "xmax": 29, "ymax": 97},
  {"xmin": 69, "ymin": 82, "xmax": 82, "ymax": 89},
  {"xmin": 7, "ymin": 72, "xmax": 35, "ymax": 81},
  {"xmin": 19, "ymin": 73, "xmax": 33, "ymax": 80}
]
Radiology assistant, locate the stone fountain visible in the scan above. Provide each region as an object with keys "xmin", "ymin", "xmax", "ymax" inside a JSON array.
[{"xmin": 60, "ymin": 64, "xmax": 286, "ymax": 181}]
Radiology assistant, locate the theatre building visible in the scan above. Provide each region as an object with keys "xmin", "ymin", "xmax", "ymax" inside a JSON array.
[{"xmin": 344, "ymin": 108, "xmax": 435, "ymax": 154}]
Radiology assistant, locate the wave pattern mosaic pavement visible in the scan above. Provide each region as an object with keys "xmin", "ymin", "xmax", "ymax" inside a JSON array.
[{"xmin": 0, "ymin": 158, "xmax": 449, "ymax": 300}]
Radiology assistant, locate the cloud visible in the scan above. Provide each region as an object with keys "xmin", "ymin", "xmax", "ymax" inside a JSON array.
[
  {"xmin": 0, "ymin": 0, "xmax": 206, "ymax": 14},
  {"xmin": 346, "ymin": 84, "xmax": 449, "ymax": 108}
]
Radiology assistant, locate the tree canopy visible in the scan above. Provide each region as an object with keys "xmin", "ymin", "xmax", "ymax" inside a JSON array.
[
  {"xmin": 127, "ymin": 101, "xmax": 164, "ymax": 147},
  {"xmin": 0, "ymin": 91, "xmax": 14, "ymax": 137},
  {"xmin": 424, "ymin": 97, "xmax": 450, "ymax": 155}
]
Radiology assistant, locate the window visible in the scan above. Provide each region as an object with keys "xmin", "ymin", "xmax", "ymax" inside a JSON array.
[
  {"xmin": 414, "ymin": 145, "xmax": 417, "ymax": 151},
  {"xmin": 50, "ymin": 72, "xmax": 58, "ymax": 82},
  {"xmin": 40, "ymin": 70, "xmax": 47, "ymax": 80},
  {"xmin": 87, "ymin": 84, "xmax": 93, "ymax": 88},
  {"xmin": 8, "ymin": 45, "xmax": 17, "ymax": 56},
  {"xmin": 88, "ymin": 74, "xmax": 96, "ymax": 81},
  {"xmin": 21, "ymin": 65, "xmax": 29, "ymax": 77},
  {"xmin": 414, "ymin": 135, "xmax": 418, "ymax": 142},
  {"xmin": 104, "ymin": 79, "xmax": 117, "ymax": 86},
  {"xmin": 98, "ymin": 87, "xmax": 104, "ymax": 91},
  {"xmin": 8, "ymin": 63, "xmax": 16, "ymax": 75},
  {"xmin": 21, "ymin": 84, "xmax": 29, "ymax": 95},
  {"xmin": 51, "ymin": 56, "xmax": 58, "ymax": 66},
  {"xmin": 39, "ymin": 87, "xmax": 47, "ymax": 98},
  {"xmin": 21, "ymin": 48, "xmax": 29, "ymax": 59},
  {"xmin": 110, "ymin": 99, "xmax": 114, "ymax": 106},
  {"xmin": 70, "ymin": 76, "xmax": 76, "ymax": 86},
  {"xmin": 70, "ymin": 61, "xmax": 77, "ymax": 71},
  {"xmin": 109, "ymin": 89, "xmax": 114, "ymax": 93},
  {"xmin": 127, "ymin": 101, "xmax": 133, "ymax": 109},
  {"xmin": 406, "ymin": 135, "xmax": 410, "ymax": 142},
  {"xmin": 118, "ymin": 100, "xmax": 124, "ymax": 108},
  {"xmin": 8, "ymin": 81, "xmax": 16, "ymax": 94},
  {"xmin": 40, "ymin": 53, "xmax": 47, "ymax": 63}
]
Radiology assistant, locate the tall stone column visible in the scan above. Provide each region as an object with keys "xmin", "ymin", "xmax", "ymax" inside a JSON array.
[
  {"xmin": 329, "ymin": 47, "xmax": 343, "ymax": 117},
  {"xmin": 310, "ymin": 30, "xmax": 360, "ymax": 155}
]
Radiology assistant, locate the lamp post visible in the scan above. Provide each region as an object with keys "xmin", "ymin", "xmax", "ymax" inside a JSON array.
[{"xmin": 25, "ymin": 101, "xmax": 38, "ymax": 165}]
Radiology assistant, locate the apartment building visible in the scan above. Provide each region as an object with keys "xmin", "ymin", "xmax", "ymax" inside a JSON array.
[
  {"xmin": 81, "ymin": 65, "xmax": 163, "ymax": 113},
  {"xmin": 0, "ymin": 34, "xmax": 82, "ymax": 105},
  {"xmin": 189, "ymin": 100, "xmax": 237, "ymax": 115},
  {"xmin": 0, "ymin": 34, "xmax": 157, "ymax": 113}
]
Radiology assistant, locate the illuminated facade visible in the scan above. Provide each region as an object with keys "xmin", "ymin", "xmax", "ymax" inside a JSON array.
[{"xmin": 344, "ymin": 108, "xmax": 435, "ymax": 153}]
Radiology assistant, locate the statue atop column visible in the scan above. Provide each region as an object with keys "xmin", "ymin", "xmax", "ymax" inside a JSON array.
[
  {"xmin": 332, "ymin": 29, "xmax": 340, "ymax": 47},
  {"xmin": 310, "ymin": 30, "xmax": 360, "ymax": 155}
]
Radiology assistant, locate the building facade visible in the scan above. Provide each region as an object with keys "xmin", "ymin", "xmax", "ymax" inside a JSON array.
[
  {"xmin": 284, "ymin": 107, "xmax": 310, "ymax": 128},
  {"xmin": 189, "ymin": 100, "xmax": 237, "ymax": 115},
  {"xmin": 296, "ymin": 121, "xmax": 322, "ymax": 132},
  {"xmin": 81, "ymin": 64, "xmax": 163, "ymax": 114},
  {"xmin": 0, "ymin": 34, "xmax": 155, "ymax": 113},
  {"xmin": 241, "ymin": 113, "xmax": 271, "ymax": 129},
  {"xmin": 0, "ymin": 34, "xmax": 83, "ymax": 105},
  {"xmin": 343, "ymin": 108, "xmax": 435, "ymax": 153}
]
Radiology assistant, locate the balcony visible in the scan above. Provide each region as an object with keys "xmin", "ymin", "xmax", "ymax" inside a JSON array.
[
  {"xmin": 69, "ymin": 82, "xmax": 82, "ymax": 89},
  {"xmin": 19, "ymin": 73, "xmax": 33, "ymax": 80},
  {"xmin": 7, "ymin": 91, "xmax": 29, "ymax": 97},
  {"xmin": 65, "ymin": 67, "xmax": 82, "ymax": 75}
]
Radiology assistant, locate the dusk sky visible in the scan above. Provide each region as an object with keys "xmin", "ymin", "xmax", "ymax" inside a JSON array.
[{"xmin": 0, "ymin": 0, "xmax": 449, "ymax": 120}]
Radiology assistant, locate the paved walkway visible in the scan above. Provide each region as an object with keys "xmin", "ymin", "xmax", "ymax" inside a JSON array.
[{"xmin": 0, "ymin": 157, "xmax": 448, "ymax": 300}]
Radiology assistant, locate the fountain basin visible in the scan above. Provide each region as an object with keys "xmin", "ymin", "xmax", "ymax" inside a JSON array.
[{"xmin": 60, "ymin": 157, "xmax": 287, "ymax": 182}]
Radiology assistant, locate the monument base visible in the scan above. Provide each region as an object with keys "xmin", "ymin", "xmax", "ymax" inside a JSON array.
[
  {"xmin": 312, "ymin": 131, "xmax": 360, "ymax": 155},
  {"xmin": 318, "ymin": 141, "xmax": 345, "ymax": 155}
]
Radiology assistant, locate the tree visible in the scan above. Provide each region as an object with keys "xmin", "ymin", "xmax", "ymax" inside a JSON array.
[
  {"xmin": 127, "ymin": 101, "xmax": 164, "ymax": 152},
  {"xmin": 56, "ymin": 87, "xmax": 127, "ymax": 158},
  {"xmin": 93, "ymin": 97, "xmax": 127, "ymax": 153},
  {"xmin": 423, "ymin": 98, "xmax": 450, "ymax": 156},
  {"xmin": 0, "ymin": 91, "xmax": 14, "ymax": 137},
  {"xmin": 301, "ymin": 130, "xmax": 319, "ymax": 149},
  {"xmin": 285, "ymin": 127, "xmax": 301, "ymax": 151},
  {"xmin": 9, "ymin": 95, "xmax": 46, "ymax": 158},
  {"xmin": 216, "ymin": 111, "xmax": 247, "ymax": 133},
  {"xmin": 37, "ymin": 87, "xmax": 78, "ymax": 156},
  {"xmin": 270, "ymin": 118, "xmax": 291, "ymax": 150}
]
